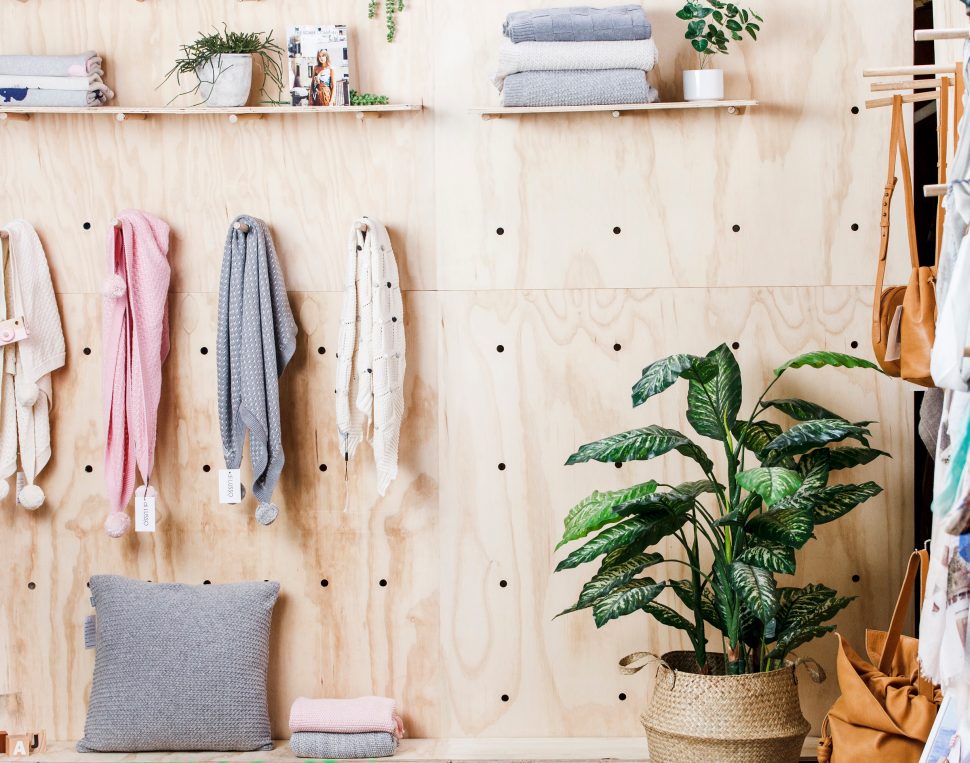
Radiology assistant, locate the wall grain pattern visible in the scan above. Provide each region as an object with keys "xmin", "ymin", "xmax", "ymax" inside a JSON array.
[{"xmin": 0, "ymin": 0, "xmax": 912, "ymax": 743}]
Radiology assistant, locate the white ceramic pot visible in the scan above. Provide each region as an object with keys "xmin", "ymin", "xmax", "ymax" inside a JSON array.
[
  {"xmin": 683, "ymin": 69, "xmax": 724, "ymax": 102},
  {"xmin": 196, "ymin": 53, "xmax": 253, "ymax": 107}
]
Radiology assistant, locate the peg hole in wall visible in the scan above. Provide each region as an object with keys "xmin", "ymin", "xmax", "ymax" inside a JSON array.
[
  {"xmin": 319, "ymin": 464, "xmax": 328, "ymax": 472},
  {"xmin": 82, "ymin": 222, "xmax": 91, "ymax": 231},
  {"xmin": 614, "ymin": 461, "xmax": 622, "ymax": 469},
  {"xmin": 498, "ymin": 462, "xmax": 506, "ymax": 471},
  {"xmin": 501, "ymin": 694, "xmax": 510, "ymax": 702},
  {"xmin": 379, "ymin": 579, "xmax": 388, "ymax": 587},
  {"xmin": 731, "ymin": 341, "xmax": 740, "ymax": 350},
  {"xmin": 852, "ymin": 574, "xmax": 861, "ymax": 583},
  {"xmin": 499, "ymin": 579, "xmax": 508, "ymax": 588},
  {"xmin": 317, "ymin": 346, "xmax": 326, "ymax": 355},
  {"xmin": 83, "ymin": 347, "xmax": 92, "ymax": 356},
  {"xmin": 613, "ymin": 343, "xmax": 621, "ymax": 352},
  {"xmin": 851, "ymin": 223, "xmax": 859, "ymax": 232},
  {"xmin": 496, "ymin": 344, "xmax": 505, "ymax": 353},
  {"xmin": 496, "ymin": 227, "xmax": 505, "ymax": 236},
  {"xmin": 619, "ymin": 693, "xmax": 627, "ymax": 701},
  {"xmin": 200, "ymin": 347, "xmax": 209, "ymax": 355},
  {"xmin": 732, "ymin": 224, "xmax": 741, "ymax": 233},
  {"xmin": 86, "ymin": 581, "xmax": 90, "ymax": 588},
  {"xmin": 27, "ymin": 581, "xmax": 35, "ymax": 590},
  {"xmin": 202, "ymin": 464, "xmax": 211, "ymax": 473},
  {"xmin": 320, "ymin": 579, "xmax": 329, "ymax": 587},
  {"xmin": 203, "ymin": 580, "xmax": 211, "ymax": 585},
  {"xmin": 851, "ymin": 106, "xmax": 860, "ymax": 115},
  {"xmin": 84, "ymin": 465, "xmax": 93, "ymax": 473},
  {"xmin": 850, "ymin": 340, "xmax": 859, "ymax": 349},
  {"xmin": 613, "ymin": 226, "xmax": 622, "ymax": 235}
]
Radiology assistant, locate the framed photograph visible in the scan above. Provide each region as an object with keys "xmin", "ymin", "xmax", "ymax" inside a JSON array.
[
  {"xmin": 287, "ymin": 24, "xmax": 351, "ymax": 107},
  {"xmin": 921, "ymin": 696, "xmax": 969, "ymax": 763}
]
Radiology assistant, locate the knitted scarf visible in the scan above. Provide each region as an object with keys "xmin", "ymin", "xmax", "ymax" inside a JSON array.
[
  {"xmin": 216, "ymin": 216, "xmax": 297, "ymax": 526},
  {"xmin": 101, "ymin": 210, "xmax": 170, "ymax": 537},
  {"xmin": 335, "ymin": 218, "xmax": 405, "ymax": 496},
  {"xmin": 0, "ymin": 220, "xmax": 65, "ymax": 509}
]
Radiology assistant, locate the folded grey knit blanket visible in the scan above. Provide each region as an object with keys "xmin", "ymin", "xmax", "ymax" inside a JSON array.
[
  {"xmin": 503, "ymin": 5, "xmax": 651, "ymax": 43},
  {"xmin": 0, "ymin": 87, "xmax": 111, "ymax": 107},
  {"xmin": 289, "ymin": 731, "xmax": 398, "ymax": 759},
  {"xmin": 0, "ymin": 51, "xmax": 102, "ymax": 77},
  {"xmin": 501, "ymin": 68, "xmax": 658, "ymax": 107}
]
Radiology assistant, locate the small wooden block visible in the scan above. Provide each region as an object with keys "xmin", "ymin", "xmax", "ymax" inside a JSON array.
[{"xmin": 6, "ymin": 734, "xmax": 30, "ymax": 756}]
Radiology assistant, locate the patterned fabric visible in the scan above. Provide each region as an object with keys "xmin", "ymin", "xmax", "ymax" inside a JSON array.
[
  {"xmin": 289, "ymin": 696, "xmax": 405, "ymax": 736},
  {"xmin": 290, "ymin": 731, "xmax": 398, "ymax": 759},
  {"xmin": 77, "ymin": 576, "xmax": 280, "ymax": 753},
  {"xmin": 217, "ymin": 216, "xmax": 297, "ymax": 526},
  {"xmin": 0, "ymin": 87, "xmax": 113, "ymax": 106},
  {"xmin": 335, "ymin": 218, "xmax": 406, "ymax": 497},
  {"xmin": 501, "ymin": 68, "xmax": 657, "ymax": 107},
  {"xmin": 503, "ymin": 5, "xmax": 652, "ymax": 43}
]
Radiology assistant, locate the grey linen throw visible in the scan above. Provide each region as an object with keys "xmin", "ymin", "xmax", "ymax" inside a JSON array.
[
  {"xmin": 501, "ymin": 68, "xmax": 658, "ymax": 107},
  {"xmin": 0, "ymin": 51, "xmax": 101, "ymax": 77},
  {"xmin": 290, "ymin": 732, "xmax": 398, "ymax": 759},
  {"xmin": 503, "ymin": 5, "xmax": 651, "ymax": 43},
  {"xmin": 217, "ymin": 216, "xmax": 297, "ymax": 526}
]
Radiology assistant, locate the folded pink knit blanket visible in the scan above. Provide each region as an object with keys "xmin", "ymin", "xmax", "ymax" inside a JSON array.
[{"xmin": 288, "ymin": 697, "xmax": 404, "ymax": 737}]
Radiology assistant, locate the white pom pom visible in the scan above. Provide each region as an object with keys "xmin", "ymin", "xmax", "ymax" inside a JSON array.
[
  {"xmin": 18, "ymin": 483, "xmax": 44, "ymax": 510},
  {"xmin": 104, "ymin": 511, "xmax": 131, "ymax": 537},
  {"xmin": 16, "ymin": 380, "xmax": 39, "ymax": 408},
  {"xmin": 102, "ymin": 274, "xmax": 127, "ymax": 299},
  {"xmin": 0, "ymin": 479, "xmax": 10, "ymax": 501},
  {"xmin": 255, "ymin": 502, "xmax": 278, "ymax": 526}
]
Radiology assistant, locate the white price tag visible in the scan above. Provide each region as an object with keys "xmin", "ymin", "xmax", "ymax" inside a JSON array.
[
  {"xmin": 219, "ymin": 469, "xmax": 242, "ymax": 504},
  {"xmin": 135, "ymin": 496, "xmax": 156, "ymax": 532}
]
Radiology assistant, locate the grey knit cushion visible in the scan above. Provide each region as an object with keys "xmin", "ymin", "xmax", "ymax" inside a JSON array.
[
  {"xmin": 290, "ymin": 731, "xmax": 398, "ymax": 759},
  {"xmin": 77, "ymin": 575, "xmax": 280, "ymax": 752}
]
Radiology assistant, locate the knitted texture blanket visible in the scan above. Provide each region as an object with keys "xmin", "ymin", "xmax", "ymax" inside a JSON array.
[
  {"xmin": 335, "ymin": 218, "xmax": 406, "ymax": 497},
  {"xmin": 0, "ymin": 52, "xmax": 102, "ymax": 77},
  {"xmin": 501, "ymin": 68, "xmax": 658, "ymax": 107},
  {"xmin": 289, "ymin": 732, "xmax": 398, "ymax": 759},
  {"xmin": 288, "ymin": 696, "xmax": 405, "ymax": 736},
  {"xmin": 217, "ymin": 216, "xmax": 297, "ymax": 526},
  {"xmin": 503, "ymin": 5, "xmax": 651, "ymax": 43},
  {"xmin": 492, "ymin": 37, "xmax": 658, "ymax": 91},
  {"xmin": 0, "ymin": 220, "xmax": 65, "ymax": 509},
  {"xmin": 102, "ymin": 210, "xmax": 170, "ymax": 537}
]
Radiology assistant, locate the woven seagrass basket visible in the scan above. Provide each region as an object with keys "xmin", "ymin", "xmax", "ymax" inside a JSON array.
[{"xmin": 641, "ymin": 651, "xmax": 810, "ymax": 763}]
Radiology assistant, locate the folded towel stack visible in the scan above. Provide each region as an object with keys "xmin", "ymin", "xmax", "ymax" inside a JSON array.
[
  {"xmin": 493, "ymin": 5, "xmax": 659, "ymax": 107},
  {"xmin": 0, "ymin": 51, "xmax": 114, "ymax": 107},
  {"xmin": 288, "ymin": 696, "xmax": 404, "ymax": 759}
]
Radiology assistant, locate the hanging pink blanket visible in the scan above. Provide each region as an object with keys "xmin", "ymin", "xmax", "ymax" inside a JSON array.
[
  {"xmin": 288, "ymin": 696, "xmax": 405, "ymax": 737},
  {"xmin": 101, "ymin": 210, "xmax": 170, "ymax": 537}
]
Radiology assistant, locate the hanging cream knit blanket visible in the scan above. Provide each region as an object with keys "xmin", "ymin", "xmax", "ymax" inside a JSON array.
[{"xmin": 335, "ymin": 218, "xmax": 405, "ymax": 496}]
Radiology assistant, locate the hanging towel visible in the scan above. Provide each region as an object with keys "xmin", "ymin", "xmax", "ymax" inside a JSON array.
[
  {"xmin": 335, "ymin": 218, "xmax": 406, "ymax": 497},
  {"xmin": 492, "ymin": 38, "xmax": 658, "ymax": 92},
  {"xmin": 0, "ymin": 52, "xmax": 103, "ymax": 78},
  {"xmin": 102, "ymin": 211, "xmax": 171, "ymax": 537},
  {"xmin": 217, "ymin": 216, "xmax": 297, "ymax": 526},
  {"xmin": 289, "ymin": 732, "xmax": 397, "ymax": 759},
  {"xmin": 503, "ymin": 5, "xmax": 652, "ymax": 43},
  {"xmin": 288, "ymin": 696, "xmax": 405, "ymax": 736},
  {"xmin": 0, "ymin": 220, "xmax": 65, "ymax": 509},
  {"xmin": 501, "ymin": 68, "xmax": 657, "ymax": 107}
]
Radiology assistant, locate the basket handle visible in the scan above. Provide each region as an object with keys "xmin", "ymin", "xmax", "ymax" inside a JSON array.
[{"xmin": 785, "ymin": 654, "xmax": 826, "ymax": 684}]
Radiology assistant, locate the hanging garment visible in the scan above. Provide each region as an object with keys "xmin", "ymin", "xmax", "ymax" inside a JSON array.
[
  {"xmin": 101, "ymin": 210, "xmax": 170, "ymax": 537},
  {"xmin": 335, "ymin": 218, "xmax": 405, "ymax": 497},
  {"xmin": 216, "ymin": 216, "xmax": 297, "ymax": 526},
  {"xmin": 0, "ymin": 220, "xmax": 65, "ymax": 509}
]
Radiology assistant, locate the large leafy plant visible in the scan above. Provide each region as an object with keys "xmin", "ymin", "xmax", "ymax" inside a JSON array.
[
  {"xmin": 555, "ymin": 345, "xmax": 886, "ymax": 676},
  {"xmin": 677, "ymin": 1, "xmax": 762, "ymax": 70}
]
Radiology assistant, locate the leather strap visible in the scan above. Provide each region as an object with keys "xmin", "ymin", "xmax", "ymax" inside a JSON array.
[{"xmin": 877, "ymin": 549, "xmax": 933, "ymax": 698}]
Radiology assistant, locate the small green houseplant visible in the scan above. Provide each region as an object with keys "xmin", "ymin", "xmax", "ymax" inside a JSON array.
[
  {"xmin": 161, "ymin": 26, "xmax": 285, "ymax": 107},
  {"xmin": 675, "ymin": 1, "xmax": 761, "ymax": 100},
  {"xmin": 555, "ymin": 345, "xmax": 885, "ymax": 676},
  {"xmin": 369, "ymin": 0, "xmax": 405, "ymax": 42}
]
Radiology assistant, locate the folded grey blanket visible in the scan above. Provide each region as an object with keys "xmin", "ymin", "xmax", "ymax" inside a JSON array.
[
  {"xmin": 503, "ymin": 5, "xmax": 651, "ymax": 43},
  {"xmin": 289, "ymin": 731, "xmax": 398, "ymax": 759},
  {"xmin": 0, "ymin": 52, "xmax": 102, "ymax": 77},
  {"xmin": 0, "ymin": 87, "xmax": 111, "ymax": 107},
  {"xmin": 501, "ymin": 68, "xmax": 658, "ymax": 107}
]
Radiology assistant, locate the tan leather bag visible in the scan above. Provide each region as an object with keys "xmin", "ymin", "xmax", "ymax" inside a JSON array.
[
  {"xmin": 872, "ymin": 95, "xmax": 940, "ymax": 387},
  {"xmin": 817, "ymin": 550, "xmax": 940, "ymax": 763}
]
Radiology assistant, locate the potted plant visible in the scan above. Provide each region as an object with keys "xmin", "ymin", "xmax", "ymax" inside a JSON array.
[
  {"xmin": 555, "ymin": 345, "xmax": 886, "ymax": 763},
  {"xmin": 676, "ymin": 1, "xmax": 761, "ymax": 101},
  {"xmin": 161, "ymin": 25, "xmax": 285, "ymax": 107}
]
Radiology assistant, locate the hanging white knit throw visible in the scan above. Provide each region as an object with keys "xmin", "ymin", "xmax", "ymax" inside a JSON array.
[{"xmin": 335, "ymin": 217, "xmax": 406, "ymax": 496}]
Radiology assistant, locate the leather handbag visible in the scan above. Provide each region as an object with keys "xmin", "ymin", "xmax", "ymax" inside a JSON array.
[
  {"xmin": 872, "ymin": 94, "xmax": 940, "ymax": 387},
  {"xmin": 816, "ymin": 550, "xmax": 940, "ymax": 763}
]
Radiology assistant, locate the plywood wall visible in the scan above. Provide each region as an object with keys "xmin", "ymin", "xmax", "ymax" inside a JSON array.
[{"xmin": 0, "ymin": 0, "xmax": 913, "ymax": 742}]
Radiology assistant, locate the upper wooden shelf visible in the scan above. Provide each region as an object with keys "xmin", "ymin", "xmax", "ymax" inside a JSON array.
[
  {"xmin": 473, "ymin": 99, "xmax": 758, "ymax": 119},
  {"xmin": 0, "ymin": 104, "xmax": 423, "ymax": 123}
]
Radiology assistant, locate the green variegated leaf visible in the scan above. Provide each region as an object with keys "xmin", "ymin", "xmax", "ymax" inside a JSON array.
[
  {"xmin": 729, "ymin": 561, "xmax": 778, "ymax": 623},
  {"xmin": 774, "ymin": 351, "xmax": 882, "ymax": 377},
  {"xmin": 745, "ymin": 503, "xmax": 814, "ymax": 549},
  {"xmin": 734, "ymin": 420, "xmax": 783, "ymax": 453},
  {"xmin": 557, "ymin": 481, "xmax": 659, "ymax": 549},
  {"xmin": 592, "ymin": 578, "xmax": 665, "ymax": 627},
  {"xmin": 764, "ymin": 398, "xmax": 846, "ymax": 422},
  {"xmin": 736, "ymin": 467, "xmax": 803, "ymax": 506},
  {"xmin": 796, "ymin": 450, "xmax": 830, "ymax": 493},
  {"xmin": 632, "ymin": 354, "xmax": 712, "ymax": 407},
  {"xmin": 613, "ymin": 490, "xmax": 694, "ymax": 518},
  {"xmin": 566, "ymin": 425, "xmax": 714, "ymax": 473},
  {"xmin": 823, "ymin": 447, "xmax": 891, "ymax": 470},
  {"xmin": 812, "ymin": 482, "xmax": 882, "ymax": 524},
  {"xmin": 766, "ymin": 624, "xmax": 835, "ymax": 660},
  {"xmin": 641, "ymin": 602, "xmax": 695, "ymax": 633},
  {"xmin": 775, "ymin": 584, "xmax": 853, "ymax": 634},
  {"xmin": 556, "ymin": 511, "xmax": 690, "ymax": 571},
  {"xmin": 763, "ymin": 419, "xmax": 871, "ymax": 456},
  {"xmin": 686, "ymin": 344, "xmax": 743, "ymax": 442},
  {"xmin": 670, "ymin": 579, "xmax": 724, "ymax": 629},
  {"xmin": 736, "ymin": 540, "xmax": 796, "ymax": 575},
  {"xmin": 557, "ymin": 552, "xmax": 664, "ymax": 616},
  {"xmin": 672, "ymin": 479, "xmax": 722, "ymax": 498}
]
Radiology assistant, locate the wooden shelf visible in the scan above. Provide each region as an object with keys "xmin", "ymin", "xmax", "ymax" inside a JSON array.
[
  {"xmin": 473, "ymin": 100, "xmax": 758, "ymax": 120},
  {"xmin": 0, "ymin": 104, "xmax": 423, "ymax": 123},
  {"xmin": 7, "ymin": 736, "xmax": 818, "ymax": 762}
]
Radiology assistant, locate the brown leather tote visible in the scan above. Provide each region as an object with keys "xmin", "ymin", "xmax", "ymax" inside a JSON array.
[
  {"xmin": 872, "ymin": 95, "xmax": 939, "ymax": 387},
  {"xmin": 816, "ymin": 550, "xmax": 940, "ymax": 763}
]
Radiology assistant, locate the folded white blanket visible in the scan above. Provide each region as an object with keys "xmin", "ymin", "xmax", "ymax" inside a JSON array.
[
  {"xmin": 0, "ymin": 72, "xmax": 107, "ymax": 91},
  {"xmin": 492, "ymin": 37, "xmax": 658, "ymax": 92}
]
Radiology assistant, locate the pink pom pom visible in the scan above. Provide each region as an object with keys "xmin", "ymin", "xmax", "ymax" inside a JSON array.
[{"xmin": 104, "ymin": 512, "xmax": 131, "ymax": 538}]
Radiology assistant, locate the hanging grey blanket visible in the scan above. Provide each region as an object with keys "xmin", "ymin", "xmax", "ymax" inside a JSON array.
[
  {"xmin": 503, "ymin": 5, "xmax": 651, "ymax": 43},
  {"xmin": 217, "ymin": 216, "xmax": 298, "ymax": 526},
  {"xmin": 501, "ymin": 68, "xmax": 658, "ymax": 107},
  {"xmin": 290, "ymin": 732, "xmax": 398, "ymax": 759}
]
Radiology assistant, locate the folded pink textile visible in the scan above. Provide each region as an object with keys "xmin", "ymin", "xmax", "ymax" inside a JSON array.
[
  {"xmin": 288, "ymin": 697, "xmax": 405, "ymax": 737},
  {"xmin": 101, "ymin": 210, "xmax": 171, "ymax": 537}
]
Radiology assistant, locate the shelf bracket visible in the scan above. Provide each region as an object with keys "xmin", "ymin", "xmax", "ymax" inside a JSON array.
[
  {"xmin": 228, "ymin": 113, "xmax": 264, "ymax": 124},
  {"xmin": 356, "ymin": 111, "xmax": 383, "ymax": 121},
  {"xmin": 727, "ymin": 105, "xmax": 746, "ymax": 115},
  {"xmin": 0, "ymin": 112, "xmax": 30, "ymax": 123},
  {"xmin": 115, "ymin": 112, "xmax": 147, "ymax": 122}
]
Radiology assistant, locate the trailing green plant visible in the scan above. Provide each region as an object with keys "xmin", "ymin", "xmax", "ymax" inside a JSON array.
[
  {"xmin": 160, "ymin": 25, "xmax": 285, "ymax": 104},
  {"xmin": 350, "ymin": 89, "xmax": 390, "ymax": 106},
  {"xmin": 676, "ymin": 1, "xmax": 762, "ymax": 69},
  {"xmin": 369, "ymin": 0, "xmax": 405, "ymax": 42},
  {"xmin": 554, "ymin": 345, "xmax": 887, "ymax": 676}
]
